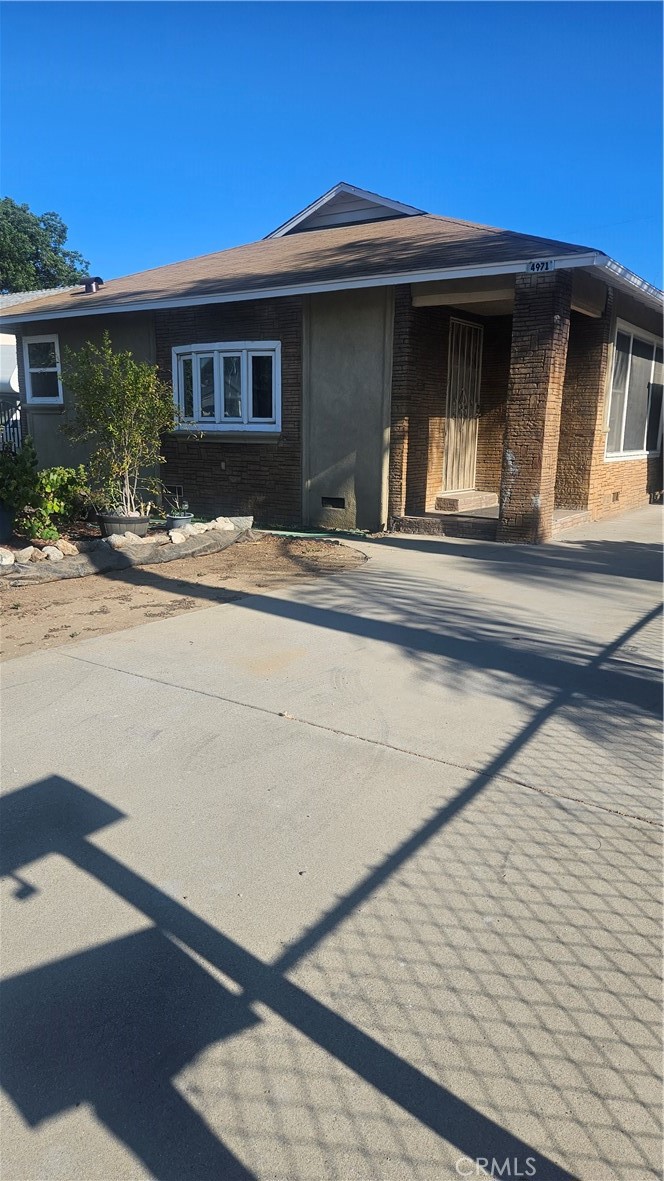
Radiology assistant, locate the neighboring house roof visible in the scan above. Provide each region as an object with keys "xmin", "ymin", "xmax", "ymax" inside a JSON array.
[
  {"xmin": 0, "ymin": 187, "xmax": 660, "ymax": 324},
  {"xmin": 0, "ymin": 288, "xmax": 80, "ymax": 394},
  {"xmin": 0, "ymin": 285, "xmax": 80, "ymax": 310}
]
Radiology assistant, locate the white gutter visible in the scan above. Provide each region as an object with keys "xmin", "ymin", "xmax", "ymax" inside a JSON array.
[
  {"xmin": 596, "ymin": 257, "xmax": 662, "ymax": 312},
  {"xmin": 0, "ymin": 252, "xmax": 612, "ymax": 327},
  {"xmin": 2, "ymin": 252, "xmax": 660, "ymax": 325}
]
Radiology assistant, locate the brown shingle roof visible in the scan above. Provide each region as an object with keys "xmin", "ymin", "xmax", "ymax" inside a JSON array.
[{"xmin": 0, "ymin": 212, "xmax": 597, "ymax": 322}]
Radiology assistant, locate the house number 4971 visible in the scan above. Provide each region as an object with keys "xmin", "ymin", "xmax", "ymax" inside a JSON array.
[{"xmin": 525, "ymin": 259, "xmax": 555, "ymax": 273}]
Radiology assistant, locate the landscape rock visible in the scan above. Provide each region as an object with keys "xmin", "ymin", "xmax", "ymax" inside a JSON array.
[
  {"xmin": 0, "ymin": 548, "xmax": 15, "ymax": 566},
  {"xmin": 104, "ymin": 533, "xmax": 143, "ymax": 550},
  {"xmin": 123, "ymin": 531, "xmax": 150, "ymax": 544},
  {"xmin": 229, "ymin": 516, "xmax": 253, "ymax": 531},
  {"xmin": 56, "ymin": 538, "xmax": 79, "ymax": 557},
  {"xmin": 43, "ymin": 546, "xmax": 64, "ymax": 561},
  {"xmin": 30, "ymin": 547, "xmax": 46, "ymax": 562},
  {"xmin": 15, "ymin": 546, "xmax": 35, "ymax": 563},
  {"xmin": 168, "ymin": 529, "xmax": 187, "ymax": 544},
  {"xmin": 190, "ymin": 522, "xmax": 209, "ymax": 535},
  {"xmin": 212, "ymin": 516, "xmax": 235, "ymax": 531}
]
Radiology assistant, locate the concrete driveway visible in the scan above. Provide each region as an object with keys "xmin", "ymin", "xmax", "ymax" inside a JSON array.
[{"xmin": 1, "ymin": 506, "xmax": 661, "ymax": 1181}]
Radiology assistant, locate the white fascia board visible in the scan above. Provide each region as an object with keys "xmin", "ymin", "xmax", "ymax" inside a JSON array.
[
  {"xmin": 0, "ymin": 252, "xmax": 607, "ymax": 326},
  {"xmin": 597, "ymin": 258, "xmax": 663, "ymax": 312},
  {"xmin": 266, "ymin": 182, "xmax": 425, "ymax": 239}
]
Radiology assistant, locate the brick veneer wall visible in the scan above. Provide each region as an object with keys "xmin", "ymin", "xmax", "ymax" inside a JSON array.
[
  {"xmin": 405, "ymin": 304, "xmax": 448, "ymax": 514},
  {"xmin": 555, "ymin": 303, "xmax": 612, "ymax": 510},
  {"xmin": 156, "ymin": 298, "xmax": 303, "ymax": 526},
  {"xmin": 475, "ymin": 316, "xmax": 510, "ymax": 495},
  {"xmin": 581, "ymin": 286, "xmax": 663, "ymax": 518},
  {"xmin": 497, "ymin": 270, "xmax": 572, "ymax": 543},
  {"xmin": 388, "ymin": 287, "xmax": 414, "ymax": 519}
]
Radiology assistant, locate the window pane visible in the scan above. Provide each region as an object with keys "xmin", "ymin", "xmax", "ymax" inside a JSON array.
[
  {"xmin": 646, "ymin": 350, "xmax": 663, "ymax": 452},
  {"xmin": 181, "ymin": 357, "xmax": 193, "ymax": 418},
  {"xmin": 623, "ymin": 337, "xmax": 654, "ymax": 451},
  {"xmin": 30, "ymin": 370, "xmax": 59, "ymax": 398},
  {"xmin": 611, "ymin": 332, "xmax": 630, "ymax": 392},
  {"xmin": 646, "ymin": 385, "xmax": 663, "ymax": 452},
  {"xmin": 251, "ymin": 355, "xmax": 273, "ymax": 419},
  {"xmin": 606, "ymin": 387, "xmax": 625, "ymax": 453},
  {"xmin": 223, "ymin": 356, "xmax": 242, "ymax": 418},
  {"xmin": 199, "ymin": 356, "xmax": 215, "ymax": 419},
  {"xmin": 28, "ymin": 341, "xmax": 57, "ymax": 369}
]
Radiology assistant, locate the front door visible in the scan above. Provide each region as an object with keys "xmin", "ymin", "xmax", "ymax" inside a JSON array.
[{"xmin": 443, "ymin": 319, "xmax": 483, "ymax": 492}]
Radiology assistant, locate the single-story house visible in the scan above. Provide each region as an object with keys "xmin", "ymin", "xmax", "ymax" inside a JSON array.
[{"xmin": 0, "ymin": 183, "xmax": 661, "ymax": 542}]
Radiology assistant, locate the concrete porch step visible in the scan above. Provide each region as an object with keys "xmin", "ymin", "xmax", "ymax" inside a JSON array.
[
  {"xmin": 391, "ymin": 514, "xmax": 498, "ymax": 541},
  {"xmin": 435, "ymin": 490, "xmax": 499, "ymax": 513}
]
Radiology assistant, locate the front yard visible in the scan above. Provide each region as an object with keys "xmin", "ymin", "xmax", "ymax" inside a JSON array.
[{"xmin": 0, "ymin": 533, "xmax": 365, "ymax": 661}]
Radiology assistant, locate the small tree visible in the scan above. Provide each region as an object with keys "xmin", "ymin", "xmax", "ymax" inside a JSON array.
[{"xmin": 62, "ymin": 332, "xmax": 176, "ymax": 516}]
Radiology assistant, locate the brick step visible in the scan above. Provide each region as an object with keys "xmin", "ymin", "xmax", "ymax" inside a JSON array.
[
  {"xmin": 551, "ymin": 509, "xmax": 592, "ymax": 537},
  {"xmin": 391, "ymin": 514, "xmax": 498, "ymax": 541},
  {"xmin": 434, "ymin": 490, "xmax": 499, "ymax": 513}
]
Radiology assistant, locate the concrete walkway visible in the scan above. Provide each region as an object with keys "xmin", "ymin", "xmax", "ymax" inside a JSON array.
[{"xmin": 1, "ymin": 506, "xmax": 661, "ymax": 1181}]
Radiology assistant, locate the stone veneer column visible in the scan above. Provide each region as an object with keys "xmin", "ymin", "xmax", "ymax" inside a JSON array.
[{"xmin": 497, "ymin": 270, "xmax": 572, "ymax": 543}]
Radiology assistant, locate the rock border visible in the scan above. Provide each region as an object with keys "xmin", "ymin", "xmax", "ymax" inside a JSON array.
[{"xmin": 2, "ymin": 518, "xmax": 253, "ymax": 587}]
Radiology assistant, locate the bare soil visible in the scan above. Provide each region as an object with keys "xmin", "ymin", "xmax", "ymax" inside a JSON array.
[{"xmin": 0, "ymin": 535, "xmax": 366, "ymax": 662}]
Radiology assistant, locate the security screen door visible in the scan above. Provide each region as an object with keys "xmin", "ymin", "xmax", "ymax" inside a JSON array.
[{"xmin": 443, "ymin": 319, "xmax": 483, "ymax": 492}]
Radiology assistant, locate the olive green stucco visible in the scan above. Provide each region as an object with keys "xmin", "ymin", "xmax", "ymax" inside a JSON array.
[
  {"xmin": 17, "ymin": 313, "xmax": 156, "ymax": 469},
  {"xmin": 302, "ymin": 287, "xmax": 394, "ymax": 531}
]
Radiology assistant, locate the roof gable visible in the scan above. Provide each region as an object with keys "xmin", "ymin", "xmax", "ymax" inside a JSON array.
[{"xmin": 266, "ymin": 182, "xmax": 425, "ymax": 238}]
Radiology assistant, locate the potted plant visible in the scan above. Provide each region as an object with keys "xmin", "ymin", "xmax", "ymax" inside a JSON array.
[
  {"xmin": 61, "ymin": 331, "xmax": 177, "ymax": 537},
  {"xmin": 164, "ymin": 490, "xmax": 193, "ymax": 532}
]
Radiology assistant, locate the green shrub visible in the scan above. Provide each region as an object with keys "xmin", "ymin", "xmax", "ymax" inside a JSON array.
[
  {"xmin": 0, "ymin": 438, "xmax": 89, "ymax": 540},
  {"xmin": 0, "ymin": 438, "xmax": 40, "ymax": 516},
  {"xmin": 19, "ymin": 464, "xmax": 89, "ymax": 539}
]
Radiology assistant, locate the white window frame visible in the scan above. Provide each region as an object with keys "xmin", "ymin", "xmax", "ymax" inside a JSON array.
[
  {"xmin": 23, "ymin": 334, "xmax": 63, "ymax": 404},
  {"xmin": 605, "ymin": 320, "xmax": 663, "ymax": 461},
  {"xmin": 172, "ymin": 341, "xmax": 281, "ymax": 433}
]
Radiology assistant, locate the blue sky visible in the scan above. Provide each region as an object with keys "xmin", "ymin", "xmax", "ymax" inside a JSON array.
[{"xmin": 1, "ymin": 2, "xmax": 662, "ymax": 286}]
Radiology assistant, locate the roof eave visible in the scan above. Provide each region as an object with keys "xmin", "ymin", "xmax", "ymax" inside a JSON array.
[
  {"xmin": 1, "ymin": 251, "xmax": 660, "ymax": 327},
  {"xmin": 593, "ymin": 256, "xmax": 663, "ymax": 312}
]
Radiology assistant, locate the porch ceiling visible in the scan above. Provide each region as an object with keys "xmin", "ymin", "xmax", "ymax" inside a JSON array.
[{"xmin": 411, "ymin": 268, "xmax": 610, "ymax": 319}]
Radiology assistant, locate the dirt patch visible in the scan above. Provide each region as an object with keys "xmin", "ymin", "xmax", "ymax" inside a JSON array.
[{"xmin": 0, "ymin": 535, "xmax": 366, "ymax": 662}]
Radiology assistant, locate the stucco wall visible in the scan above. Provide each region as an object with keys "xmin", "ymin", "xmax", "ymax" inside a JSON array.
[
  {"xmin": 303, "ymin": 287, "xmax": 394, "ymax": 531},
  {"xmin": 16, "ymin": 314, "xmax": 156, "ymax": 469}
]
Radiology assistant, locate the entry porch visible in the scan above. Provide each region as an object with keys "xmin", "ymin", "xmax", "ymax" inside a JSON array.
[{"xmin": 388, "ymin": 269, "xmax": 662, "ymax": 543}]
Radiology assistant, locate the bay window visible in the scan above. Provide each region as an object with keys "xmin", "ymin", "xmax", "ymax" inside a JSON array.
[
  {"xmin": 172, "ymin": 341, "xmax": 281, "ymax": 432},
  {"xmin": 606, "ymin": 324, "xmax": 663, "ymax": 458}
]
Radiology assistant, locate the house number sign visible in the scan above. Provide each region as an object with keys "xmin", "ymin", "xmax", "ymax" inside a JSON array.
[{"xmin": 525, "ymin": 259, "xmax": 556, "ymax": 273}]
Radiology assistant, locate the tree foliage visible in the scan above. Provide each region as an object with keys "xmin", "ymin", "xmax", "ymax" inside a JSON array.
[
  {"xmin": 0, "ymin": 198, "xmax": 90, "ymax": 293},
  {"xmin": 61, "ymin": 332, "xmax": 177, "ymax": 516}
]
